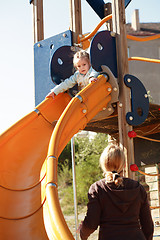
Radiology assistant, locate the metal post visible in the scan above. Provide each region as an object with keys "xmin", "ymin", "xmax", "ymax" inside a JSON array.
[{"xmin": 71, "ymin": 136, "xmax": 79, "ymax": 239}]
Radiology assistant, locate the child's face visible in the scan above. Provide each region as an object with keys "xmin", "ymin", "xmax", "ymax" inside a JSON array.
[{"xmin": 75, "ymin": 57, "xmax": 90, "ymax": 75}]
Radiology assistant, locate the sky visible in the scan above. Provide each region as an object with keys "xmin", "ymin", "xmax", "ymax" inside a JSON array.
[{"xmin": 0, "ymin": 0, "xmax": 160, "ymax": 134}]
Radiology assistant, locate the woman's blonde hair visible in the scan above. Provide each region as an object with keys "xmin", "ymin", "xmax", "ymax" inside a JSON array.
[
  {"xmin": 99, "ymin": 145, "xmax": 125, "ymax": 187},
  {"xmin": 73, "ymin": 50, "xmax": 90, "ymax": 67}
]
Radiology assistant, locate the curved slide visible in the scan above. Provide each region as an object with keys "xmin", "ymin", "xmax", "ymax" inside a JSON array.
[{"xmin": 0, "ymin": 74, "xmax": 113, "ymax": 239}]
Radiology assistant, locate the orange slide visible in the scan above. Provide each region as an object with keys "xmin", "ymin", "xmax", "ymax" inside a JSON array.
[{"xmin": 0, "ymin": 75, "xmax": 113, "ymax": 239}]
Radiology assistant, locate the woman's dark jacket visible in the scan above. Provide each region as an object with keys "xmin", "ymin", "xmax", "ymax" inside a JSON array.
[{"xmin": 80, "ymin": 178, "xmax": 154, "ymax": 240}]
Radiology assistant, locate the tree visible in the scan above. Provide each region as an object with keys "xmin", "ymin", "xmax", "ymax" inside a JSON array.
[{"xmin": 58, "ymin": 132, "xmax": 109, "ymax": 205}]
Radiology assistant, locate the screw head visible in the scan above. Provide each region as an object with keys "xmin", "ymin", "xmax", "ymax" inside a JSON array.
[
  {"xmin": 129, "ymin": 116, "xmax": 133, "ymax": 121},
  {"xmin": 113, "ymin": 87, "xmax": 117, "ymax": 91},
  {"xmin": 82, "ymin": 109, "xmax": 87, "ymax": 114},
  {"xmin": 127, "ymin": 78, "xmax": 131, "ymax": 83},
  {"xmin": 110, "ymin": 31, "xmax": 116, "ymax": 37}
]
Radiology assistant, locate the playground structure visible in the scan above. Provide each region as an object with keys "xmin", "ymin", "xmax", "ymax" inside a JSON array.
[{"xmin": 0, "ymin": 0, "xmax": 160, "ymax": 239}]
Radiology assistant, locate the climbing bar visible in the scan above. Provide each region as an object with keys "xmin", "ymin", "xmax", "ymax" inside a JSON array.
[
  {"xmin": 150, "ymin": 206, "xmax": 160, "ymax": 210},
  {"xmin": 130, "ymin": 164, "xmax": 160, "ymax": 177},
  {"xmin": 138, "ymin": 169, "xmax": 160, "ymax": 177},
  {"xmin": 128, "ymin": 131, "xmax": 160, "ymax": 143},
  {"xmin": 78, "ymin": 14, "xmax": 112, "ymax": 43},
  {"xmin": 78, "ymin": 13, "xmax": 160, "ymax": 45},
  {"xmin": 136, "ymin": 135, "xmax": 160, "ymax": 143},
  {"xmin": 128, "ymin": 57, "xmax": 160, "ymax": 63},
  {"xmin": 127, "ymin": 34, "xmax": 160, "ymax": 42},
  {"xmin": 130, "ymin": 164, "xmax": 160, "ymax": 210}
]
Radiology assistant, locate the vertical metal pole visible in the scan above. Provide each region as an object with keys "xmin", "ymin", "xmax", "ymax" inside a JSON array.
[{"xmin": 71, "ymin": 136, "xmax": 79, "ymax": 240}]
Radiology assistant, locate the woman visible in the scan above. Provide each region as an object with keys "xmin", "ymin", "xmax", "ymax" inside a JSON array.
[{"xmin": 79, "ymin": 144, "xmax": 154, "ymax": 240}]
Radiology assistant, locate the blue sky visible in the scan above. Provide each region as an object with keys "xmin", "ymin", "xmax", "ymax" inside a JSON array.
[{"xmin": 0, "ymin": 0, "xmax": 160, "ymax": 133}]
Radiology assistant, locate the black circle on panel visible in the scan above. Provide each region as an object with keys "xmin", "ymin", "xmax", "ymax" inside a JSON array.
[{"xmin": 50, "ymin": 46, "xmax": 75, "ymax": 85}]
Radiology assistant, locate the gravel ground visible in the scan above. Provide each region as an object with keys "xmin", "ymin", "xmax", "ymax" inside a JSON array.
[{"xmin": 64, "ymin": 213, "xmax": 99, "ymax": 240}]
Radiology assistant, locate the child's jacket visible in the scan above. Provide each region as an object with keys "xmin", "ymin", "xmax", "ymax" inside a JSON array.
[{"xmin": 51, "ymin": 67, "xmax": 98, "ymax": 95}]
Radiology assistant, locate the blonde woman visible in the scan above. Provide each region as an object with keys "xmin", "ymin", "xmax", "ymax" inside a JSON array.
[
  {"xmin": 79, "ymin": 144, "xmax": 154, "ymax": 240},
  {"xmin": 46, "ymin": 50, "xmax": 98, "ymax": 98}
]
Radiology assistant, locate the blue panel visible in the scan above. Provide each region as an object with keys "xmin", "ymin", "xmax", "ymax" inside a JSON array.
[
  {"xmin": 34, "ymin": 30, "xmax": 72, "ymax": 105},
  {"xmin": 86, "ymin": 0, "xmax": 105, "ymax": 19},
  {"xmin": 124, "ymin": 74, "xmax": 149, "ymax": 126},
  {"xmin": 90, "ymin": 30, "xmax": 117, "ymax": 77},
  {"xmin": 125, "ymin": 0, "xmax": 132, "ymax": 8}
]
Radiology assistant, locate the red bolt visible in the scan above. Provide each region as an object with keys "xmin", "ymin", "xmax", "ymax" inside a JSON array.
[
  {"xmin": 128, "ymin": 130, "xmax": 137, "ymax": 138},
  {"xmin": 130, "ymin": 164, "xmax": 139, "ymax": 172}
]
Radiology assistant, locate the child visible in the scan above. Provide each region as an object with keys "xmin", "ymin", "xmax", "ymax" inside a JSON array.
[{"xmin": 46, "ymin": 50, "xmax": 99, "ymax": 98}]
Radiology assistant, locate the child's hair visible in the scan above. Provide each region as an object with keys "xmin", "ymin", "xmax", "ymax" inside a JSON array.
[
  {"xmin": 99, "ymin": 144, "xmax": 125, "ymax": 187},
  {"xmin": 73, "ymin": 50, "xmax": 90, "ymax": 67}
]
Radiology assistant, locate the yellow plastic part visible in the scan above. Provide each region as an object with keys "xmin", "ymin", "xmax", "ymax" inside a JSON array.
[
  {"xmin": 77, "ymin": 33, "xmax": 90, "ymax": 49},
  {"xmin": 128, "ymin": 56, "xmax": 160, "ymax": 63},
  {"xmin": 0, "ymin": 75, "xmax": 112, "ymax": 239},
  {"xmin": 127, "ymin": 34, "xmax": 160, "ymax": 42},
  {"xmin": 0, "ymin": 93, "xmax": 71, "ymax": 239},
  {"xmin": 45, "ymin": 75, "xmax": 112, "ymax": 239},
  {"xmin": 78, "ymin": 13, "xmax": 160, "ymax": 45},
  {"xmin": 78, "ymin": 14, "xmax": 112, "ymax": 43}
]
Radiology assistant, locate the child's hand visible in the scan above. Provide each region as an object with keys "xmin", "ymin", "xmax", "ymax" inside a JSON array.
[
  {"xmin": 46, "ymin": 92, "xmax": 56, "ymax": 99},
  {"xmin": 89, "ymin": 77, "xmax": 98, "ymax": 83}
]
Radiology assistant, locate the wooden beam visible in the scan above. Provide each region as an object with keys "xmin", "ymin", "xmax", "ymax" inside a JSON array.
[
  {"xmin": 104, "ymin": 2, "xmax": 112, "ymax": 31},
  {"xmin": 69, "ymin": 0, "xmax": 82, "ymax": 44},
  {"xmin": 32, "ymin": 0, "xmax": 44, "ymax": 44},
  {"xmin": 112, "ymin": 0, "xmax": 135, "ymax": 178}
]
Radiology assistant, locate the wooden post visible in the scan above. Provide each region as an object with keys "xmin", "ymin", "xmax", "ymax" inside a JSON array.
[
  {"xmin": 69, "ymin": 0, "xmax": 82, "ymax": 44},
  {"xmin": 104, "ymin": 2, "xmax": 112, "ymax": 31},
  {"xmin": 112, "ymin": 0, "xmax": 135, "ymax": 178},
  {"xmin": 32, "ymin": 0, "xmax": 44, "ymax": 44}
]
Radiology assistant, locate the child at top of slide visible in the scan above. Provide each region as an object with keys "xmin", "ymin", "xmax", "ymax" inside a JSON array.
[{"xmin": 46, "ymin": 50, "xmax": 99, "ymax": 98}]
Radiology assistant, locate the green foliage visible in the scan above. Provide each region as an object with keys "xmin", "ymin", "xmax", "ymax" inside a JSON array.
[
  {"xmin": 58, "ymin": 140, "xmax": 78, "ymax": 171},
  {"xmin": 58, "ymin": 141, "xmax": 72, "ymax": 171},
  {"xmin": 76, "ymin": 154, "xmax": 102, "ymax": 204},
  {"xmin": 58, "ymin": 132, "xmax": 108, "ymax": 211},
  {"xmin": 58, "ymin": 160, "xmax": 72, "ymax": 187},
  {"xmin": 75, "ymin": 133, "xmax": 108, "ymax": 204}
]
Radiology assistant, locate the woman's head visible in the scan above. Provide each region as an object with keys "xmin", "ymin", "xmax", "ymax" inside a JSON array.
[
  {"xmin": 100, "ymin": 145, "xmax": 125, "ymax": 186},
  {"xmin": 100, "ymin": 145, "xmax": 125, "ymax": 174},
  {"xmin": 73, "ymin": 50, "xmax": 91, "ymax": 75}
]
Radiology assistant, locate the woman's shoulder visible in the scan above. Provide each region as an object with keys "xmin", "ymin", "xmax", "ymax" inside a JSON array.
[
  {"xmin": 90, "ymin": 178, "xmax": 145, "ymax": 192},
  {"xmin": 89, "ymin": 179, "xmax": 107, "ymax": 192},
  {"xmin": 123, "ymin": 177, "xmax": 139, "ymax": 187},
  {"xmin": 123, "ymin": 177, "xmax": 146, "ymax": 192}
]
